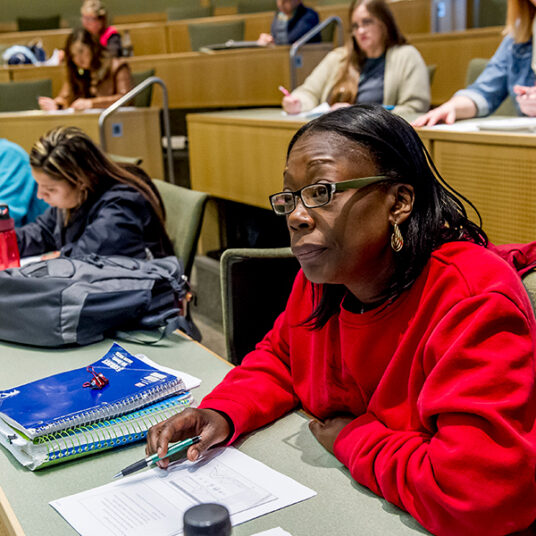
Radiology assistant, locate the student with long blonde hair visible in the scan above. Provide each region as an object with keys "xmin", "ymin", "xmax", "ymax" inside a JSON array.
[
  {"xmin": 414, "ymin": 0, "xmax": 536, "ymax": 125},
  {"xmin": 282, "ymin": 0, "xmax": 429, "ymax": 115},
  {"xmin": 16, "ymin": 126, "xmax": 173, "ymax": 259}
]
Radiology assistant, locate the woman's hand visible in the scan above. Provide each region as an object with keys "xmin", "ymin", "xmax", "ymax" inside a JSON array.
[
  {"xmin": 71, "ymin": 98, "xmax": 92, "ymax": 111},
  {"xmin": 145, "ymin": 408, "xmax": 231, "ymax": 468},
  {"xmin": 412, "ymin": 101, "xmax": 457, "ymax": 127},
  {"xmin": 514, "ymin": 84, "xmax": 536, "ymax": 116},
  {"xmin": 309, "ymin": 415, "xmax": 355, "ymax": 454},
  {"xmin": 330, "ymin": 102, "xmax": 351, "ymax": 111},
  {"xmin": 257, "ymin": 33, "xmax": 274, "ymax": 46},
  {"xmin": 38, "ymin": 97, "xmax": 58, "ymax": 111},
  {"xmin": 282, "ymin": 95, "xmax": 302, "ymax": 114}
]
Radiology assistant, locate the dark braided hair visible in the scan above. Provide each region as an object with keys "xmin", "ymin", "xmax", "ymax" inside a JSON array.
[{"xmin": 286, "ymin": 104, "xmax": 487, "ymax": 328}]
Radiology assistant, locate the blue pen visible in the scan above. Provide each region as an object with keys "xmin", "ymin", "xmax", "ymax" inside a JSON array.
[
  {"xmin": 383, "ymin": 105, "xmax": 395, "ymax": 110},
  {"xmin": 113, "ymin": 435, "xmax": 201, "ymax": 479}
]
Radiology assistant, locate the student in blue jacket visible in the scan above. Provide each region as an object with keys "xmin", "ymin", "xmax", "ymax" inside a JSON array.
[
  {"xmin": 414, "ymin": 0, "xmax": 536, "ymax": 125},
  {"xmin": 16, "ymin": 126, "xmax": 174, "ymax": 260},
  {"xmin": 257, "ymin": 0, "xmax": 320, "ymax": 46},
  {"xmin": 0, "ymin": 139, "xmax": 48, "ymax": 226}
]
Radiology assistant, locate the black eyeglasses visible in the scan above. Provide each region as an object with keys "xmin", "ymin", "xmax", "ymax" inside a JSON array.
[{"xmin": 269, "ymin": 175, "xmax": 387, "ymax": 215}]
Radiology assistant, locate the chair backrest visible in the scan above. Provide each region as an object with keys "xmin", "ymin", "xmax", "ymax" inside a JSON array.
[
  {"xmin": 522, "ymin": 270, "xmax": 536, "ymax": 314},
  {"xmin": 465, "ymin": 57, "xmax": 517, "ymax": 116},
  {"xmin": 475, "ymin": 0, "xmax": 507, "ymax": 27},
  {"xmin": 0, "ymin": 486, "xmax": 24, "ymax": 536},
  {"xmin": 153, "ymin": 180, "xmax": 208, "ymax": 279},
  {"xmin": 17, "ymin": 15, "xmax": 60, "ymax": 32},
  {"xmin": 0, "ymin": 79, "xmax": 52, "ymax": 113},
  {"xmin": 167, "ymin": 5, "xmax": 213, "ymax": 20},
  {"xmin": 220, "ymin": 247, "xmax": 300, "ymax": 364},
  {"xmin": 130, "ymin": 69, "xmax": 155, "ymax": 107},
  {"xmin": 188, "ymin": 19, "xmax": 245, "ymax": 50},
  {"xmin": 237, "ymin": 0, "xmax": 275, "ymax": 13},
  {"xmin": 427, "ymin": 64, "xmax": 437, "ymax": 85}
]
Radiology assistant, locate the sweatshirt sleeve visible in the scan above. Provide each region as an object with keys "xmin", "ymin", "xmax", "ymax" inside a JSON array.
[
  {"xmin": 291, "ymin": 48, "xmax": 344, "ymax": 111},
  {"xmin": 389, "ymin": 45, "xmax": 430, "ymax": 115},
  {"xmin": 333, "ymin": 291, "xmax": 536, "ymax": 536},
  {"xmin": 16, "ymin": 207, "xmax": 58, "ymax": 257},
  {"xmin": 199, "ymin": 275, "xmax": 306, "ymax": 442}
]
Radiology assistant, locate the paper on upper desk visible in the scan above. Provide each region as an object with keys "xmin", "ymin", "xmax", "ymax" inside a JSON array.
[
  {"xmin": 282, "ymin": 102, "xmax": 330, "ymax": 119},
  {"xmin": 50, "ymin": 447, "xmax": 315, "ymax": 536},
  {"xmin": 476, "ymin": 117, "xmax": 536, "ymax": 132},
  {"xmin": 135, "ymin": 354, "xmax": 201, "ymax": 391}
]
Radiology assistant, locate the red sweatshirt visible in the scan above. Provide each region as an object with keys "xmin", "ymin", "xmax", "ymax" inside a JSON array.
[{"xmin": 200, "ymin": 241, "xmax": 536, "ymax": 535}]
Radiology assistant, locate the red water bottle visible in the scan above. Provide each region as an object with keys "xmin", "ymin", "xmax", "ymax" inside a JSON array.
[{"xmin": 0, "ymin": 204, "xmax": 20, "ymax": 270}]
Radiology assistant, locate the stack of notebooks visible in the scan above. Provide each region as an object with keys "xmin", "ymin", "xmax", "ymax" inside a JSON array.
[{"xmin": 0, "ymin": 343, "xmax": 198, "ymax": 470}]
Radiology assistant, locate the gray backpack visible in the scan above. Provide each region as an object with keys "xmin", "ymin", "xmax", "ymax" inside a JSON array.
[{"xmin": 0, "ymin": 255, "xmax": 200, "ymax": 347}]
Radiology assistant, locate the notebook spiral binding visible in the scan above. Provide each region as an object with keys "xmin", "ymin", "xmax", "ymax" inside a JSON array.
[
  {"xmin": 36, "ymin": 393, "xmax": 193, "ymax": 465},
  {"xmin": 33, "ymin": 376, "xmax": 186, "ymax": 438}
]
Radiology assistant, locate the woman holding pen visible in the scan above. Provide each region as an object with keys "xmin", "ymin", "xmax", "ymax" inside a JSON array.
[
  {"xmin": 281, "ymin": 0, "xmax": 429, "ymax": 115},
  {"xmin": 38, "ymin": 28, "xmax": 132, "ymax": 111},
  {"xmin": 147, "ymin": 104, "xmax": 536, "ymax": 536}
]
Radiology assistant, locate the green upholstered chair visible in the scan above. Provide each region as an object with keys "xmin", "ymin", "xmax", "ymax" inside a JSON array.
[
  {"xmin": 475, "ymin": 0, "xmax": 507, "ymax": 27},
  {"xmin": 220, "ymin": 247, "xmax": 300, "ymax": 364},
  {"xmin": 523, "ymin": 271, "xmax": 536, "ymax": 314},
  {"xmin": 17, "ymin": 15, "xmax": 61, "ymax": 31},
  {"xmin": 153, "ymin": 181, "xmax": 208, "ymax": 279},
  {"xmin": 166, "ymin": 5, "xmax": 213, "ymax": 20},
  {"xmin": 0, "ymin": 79, "xmax": 52, "ymax": 112},
  {"xmin": 427, "ymin": 64, "xmax": 437, "ymax": 85},
  {"xmin": 130, "ymin": 69, "xmax": 155, "ymax": 107},
  {"xmin": 465, "ymin": 58, "xmax": 517, "ymax": 116},
  {"xmin": 188, "ymin": 19, "xmax": 245, "ymax": 50},
  {"xmin": 236, "ymin": 0, "xmax": 275, "ymax": 14}
]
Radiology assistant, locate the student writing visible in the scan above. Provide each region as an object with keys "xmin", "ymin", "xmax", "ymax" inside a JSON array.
[
  {"xmin": 16, "ymin": 126, "xmax": 173, "ymax": 260},
  {"xmin": 282, "ymin": 0, "xmax": 430, "ymax": 115},
  {"xmin": 38, "ymin": 28, "xmax": 132, "ymax": 111}
]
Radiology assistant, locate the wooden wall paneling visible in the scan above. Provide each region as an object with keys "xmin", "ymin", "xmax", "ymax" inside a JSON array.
[{"xmin": 115, "ymin": 23, "xmax": 169, "ymax": 55}]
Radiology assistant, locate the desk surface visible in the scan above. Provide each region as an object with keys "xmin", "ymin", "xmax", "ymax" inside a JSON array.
[
  {"xmin": 0, "ymin": 336, "xmax": 428, "ymax": 536},
  {"xmin": 0, "ymin": 107, "xmax": 164, "ymax": 179},
  {"xmin": 188, "ymin": 108, "xmax": 535, "ymax": 246}
]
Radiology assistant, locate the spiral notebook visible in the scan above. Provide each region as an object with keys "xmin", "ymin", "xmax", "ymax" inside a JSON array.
[
  {"xmin": 0, "ymin": 343, "xmax": 186, "ymax": 439},
  {"xmin": 0, "ymin": 392, "xmax": 195, "ymax": 470}
]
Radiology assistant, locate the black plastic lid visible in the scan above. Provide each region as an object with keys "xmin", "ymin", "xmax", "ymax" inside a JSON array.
[
  {"xmin": 183, "ymin": 503, "xmax": 231, "ymax": 536},
  {"xmin": 0, "ymin": 204, "xmax": 14, "ymax": 232},
  {"xmin": 0, "ymin": 204, "xmax": 10, "ymax": 220}
]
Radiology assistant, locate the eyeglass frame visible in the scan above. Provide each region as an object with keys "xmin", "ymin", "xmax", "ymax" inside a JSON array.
[{"xmin": 269, "ymin": 175, "xmax": 388, "ymax": 215}]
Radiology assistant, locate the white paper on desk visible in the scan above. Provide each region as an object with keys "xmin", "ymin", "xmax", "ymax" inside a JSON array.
[
  {"xmin": 251, "ymin": 528, "xmax": 293, "ymax": 536},
  {"xmin": 135, "ymin": 353, "xmax": 201, "ymax": 391},
  {"xmin": 282, "ymin": 102, "xmax": 330, "ymax": 119},
  {"xmin": 50, "ymin": 447, "xmax": 315, "ymax": 536},
  {"xmin": 476, "ymin": 117, "xmax": 536, "ymax": 132}
]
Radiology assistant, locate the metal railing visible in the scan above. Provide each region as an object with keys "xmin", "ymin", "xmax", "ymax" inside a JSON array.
[
  {"xmin": 98, "ymin": 76, "xmax": 174, "ymax": 183},
  {"xmin": 289, "ymin": 16, "xmax": 344, "ymax": 91}
]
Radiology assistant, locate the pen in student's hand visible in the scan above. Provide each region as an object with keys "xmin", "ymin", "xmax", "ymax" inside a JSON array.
[
  {"xmin": 112, "ymin": 435, "xmax": 201, "ymax": 479},
  {"xmin": 278, "ymin": 85, "xmax": 291, "ymax": 97}
]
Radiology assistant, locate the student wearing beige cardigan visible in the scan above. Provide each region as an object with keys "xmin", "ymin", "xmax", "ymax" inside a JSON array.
[{"xmin": 283, "ymin": 0, "xmax": 430, "ymax": 115}]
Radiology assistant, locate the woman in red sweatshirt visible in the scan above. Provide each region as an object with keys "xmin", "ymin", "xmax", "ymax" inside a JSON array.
[{"xmin": 147, "ymin": 105, "xmax": 536, "ymax": 535}]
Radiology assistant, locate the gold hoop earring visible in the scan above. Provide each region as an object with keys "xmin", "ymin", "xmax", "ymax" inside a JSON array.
[{"xmin": 391, "ymin": 222, "xmax": 404, "ymax": 252}]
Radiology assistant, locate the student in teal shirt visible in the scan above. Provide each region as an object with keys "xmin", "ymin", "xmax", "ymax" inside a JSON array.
[{"xmin": 0, "ymin": 139, "xmax": 48, "ymax": 226}]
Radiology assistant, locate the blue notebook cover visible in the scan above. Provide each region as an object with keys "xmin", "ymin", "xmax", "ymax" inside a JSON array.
[{"xmin": 0, "ymin": 343, "xmax": 184, "ymax": 439}]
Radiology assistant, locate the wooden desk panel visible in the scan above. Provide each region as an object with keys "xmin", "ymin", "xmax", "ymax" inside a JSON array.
[
  {"xmin": 115, "ymin": 22, "xmax": 169, "ymax": 56},
  {"xmin": 165, "ymin": 12, "xmax": 274, "ymax": 53},
  {"xmin": 0, "ymin": 108, "xmax": 164, "ymax": 179},
  {"xmin": 8, "ymin": 64, "xmax": 65, "ymax": 97},
  {"xmin": 127, "ymin": 44, "xmax": 332, "ymax": 108},
  {"xmin": 188, "ymin": 109, "xmax": 536, "ymax": 247},
  {"xmin": 418, "ymin": 127, "xmax": 536, "ymax": 244},
  {"xmin": 409, "ymin": 26, "xmax": 503, "ymax": 105}
]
